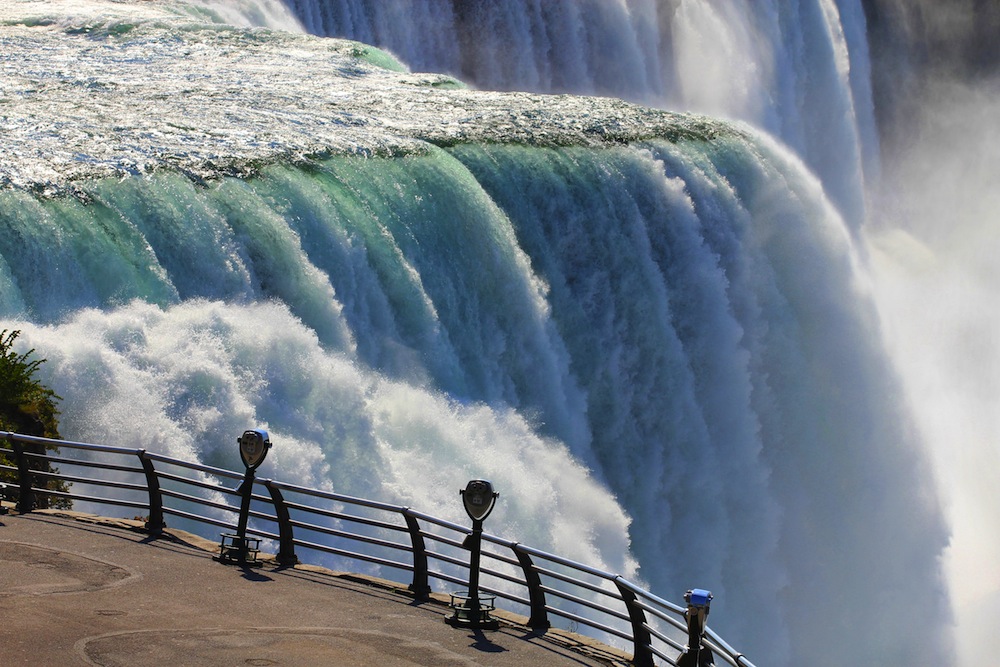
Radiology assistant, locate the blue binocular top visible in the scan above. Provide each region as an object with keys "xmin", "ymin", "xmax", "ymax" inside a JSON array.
[{"xmin": 686, "ymin": 588, "xmax": 713, "ymax": 608}]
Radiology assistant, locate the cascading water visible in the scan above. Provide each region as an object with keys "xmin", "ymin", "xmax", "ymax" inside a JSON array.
[{"xmin": 2, "ymin": 1, "xmax": 985, "ymax": 665}]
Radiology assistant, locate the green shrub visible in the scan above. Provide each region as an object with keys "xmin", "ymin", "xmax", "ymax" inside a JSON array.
[{"xmin": 0, "ymin": 330, "xmax": 70, "ymax": 509}]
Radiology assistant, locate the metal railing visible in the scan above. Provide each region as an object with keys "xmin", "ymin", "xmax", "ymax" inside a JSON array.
[{"xmin": 0, "ymin": 431, "xmax": 756, "ymax": 667}]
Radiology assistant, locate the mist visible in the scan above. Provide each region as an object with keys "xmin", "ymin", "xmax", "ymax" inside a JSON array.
[
  {"xmin": 867, "ymin": 75, "xmax": 1000, "ymax": 666},
  {"xmin": 855, "ymin": 1, "xmax": 1000, "ymax": 661}
]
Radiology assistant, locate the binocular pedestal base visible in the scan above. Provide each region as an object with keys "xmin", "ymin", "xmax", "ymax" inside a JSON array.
[
  {"xmin": 217, "ymin": 533, "xmax": 262, "ymax": 566},
  {"xmin": 445, "ymin": 591, "xmax": 500, "ymax": 630}
]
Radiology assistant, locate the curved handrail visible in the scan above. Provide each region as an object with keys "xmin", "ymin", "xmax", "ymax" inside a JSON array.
[{"xmin": 0, "ymin": 431, "xmax": 756, "ymax": 667}]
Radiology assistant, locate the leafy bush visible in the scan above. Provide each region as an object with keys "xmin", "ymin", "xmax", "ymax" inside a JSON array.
[{"xmin": 0, "ymin": 330, "xmax": 70, "ymax": 509}]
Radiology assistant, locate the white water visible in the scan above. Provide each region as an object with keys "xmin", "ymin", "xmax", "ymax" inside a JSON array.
[
  {"xmin": 0, "ymin": 2, "xmax": 975, "ymax": 665},
  {"xmin": 16, "ymin": 298, "xmax": 636, "ymax": 572}
]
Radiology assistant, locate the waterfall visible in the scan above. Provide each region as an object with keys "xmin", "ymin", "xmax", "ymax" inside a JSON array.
[{"xmin": 2, "ymin": 1, "xmax": 983, "ymax": 664}]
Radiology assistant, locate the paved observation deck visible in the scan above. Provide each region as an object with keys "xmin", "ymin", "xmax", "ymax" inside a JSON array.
[{"xmin": 0, "ymin": 509, "xmax": 628, "ymax": 667}]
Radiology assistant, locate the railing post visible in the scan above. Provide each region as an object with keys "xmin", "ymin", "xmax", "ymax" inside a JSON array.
[
  {"xmin": 11, "ymin": 438, "xmax": 35, "ymax": 513},
  {"xmin": 402, "ymin": 508, "xmax": 431, "ymax": 599},
  {"xmin": 615, "ymin": 577, "xmax": 654, "ymax": 667},
  {"xmin": 137, "ymin": 450, "xmax": 165, "ymax": 535},
  {"xmin": 263, "ymin": 480, "xmax": 298, "ymax": 566},
  {"xmin": 0, "ymin": 432, "xmax": 8, "ymax": 512},
  {"xmin": 511, "ymin": 543, "xmax": 550, "ymax": 630}
]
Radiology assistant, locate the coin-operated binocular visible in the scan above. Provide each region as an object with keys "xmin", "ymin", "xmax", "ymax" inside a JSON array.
[
  {"xmin": 676, "ymin": 588, "xmax": 715, "ymax": 666},
  {"xmin": 218, "ymin": 429, "xmax": 272, "ymax": 566},
  {"xmin": 446, "ymin": 480, "xmax": 500, "ymax": 630},
  {"xmin": 238, "ymin": 428, "xmax": 271, "ymax": 471}
]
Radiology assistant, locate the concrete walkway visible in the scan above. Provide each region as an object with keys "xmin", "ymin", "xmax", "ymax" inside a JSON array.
[{"xmin": 0, "ymin": 509, "xmax": 630, "ymax": 667}]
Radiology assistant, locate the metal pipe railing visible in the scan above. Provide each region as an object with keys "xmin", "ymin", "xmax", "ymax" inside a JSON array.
[{"xmin": 0, "ymin": 431, "xmax": 757, "ymax": 667}]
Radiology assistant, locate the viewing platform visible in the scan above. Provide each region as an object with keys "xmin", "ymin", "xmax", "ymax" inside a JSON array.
[
  {"xmin": 1, "ymin": 431, "xmax": 755, "ymax": 667},
  {"xmin": 0, "ymin": 508, "xmax": 627, "ymax": 667}
]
